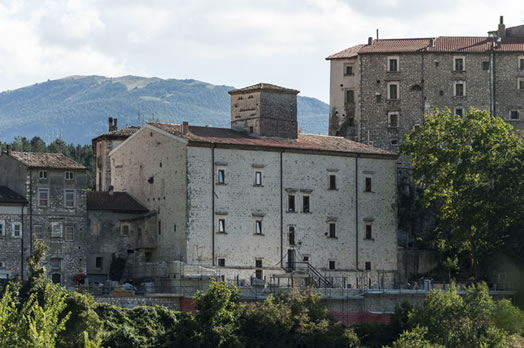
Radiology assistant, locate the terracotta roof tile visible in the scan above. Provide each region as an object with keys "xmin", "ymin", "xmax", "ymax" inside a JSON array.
[
  {"xmin": 7, "ymin": 152, "xmax": 86, "ymax": 170},
  {"xmin": 0, "ymin": 186, "xmax": 27, "ymax": 204},
  {"xmin": 326, "ymin": 44, "xmax": 365, "ymax": 60},
  {"xmin": 359, "ymin": 39, "xmax": 432, "ymax": 53},
  {"xmin": 92, "ymin": 126, "xmax": 140, "ymax": 142},
  {"xmin": 149, "ymin": 122, "xmax": 396, "ymax": 157},
  {"xmin": 428, "ymin": 36, "xmax": 494, "ymax": 52},
  {"xmin": 87, "ymin": 191, "xmax": 149, "ymax": 213},
  {"xmin": 228, "ymin": 83, "xmax": 299, "ymax": 95}
]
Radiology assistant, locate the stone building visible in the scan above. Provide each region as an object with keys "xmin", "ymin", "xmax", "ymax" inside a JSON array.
[
  {"xmin": 0, "ymin": 148, "xmax": 88, "ymax": 286},
  {"xmin": 108, "ymin": 83, "xmax": 399, "ymax": 289},
  {"xmin": 327, "ymin": 17, "xmax": 524, "ymax": 149},
  {"xmin": 86, "ymin": 190, "xmax": 150, "ymax": 283},
  {"xmin": 0, "ymin": 186, "xmax": 27, "ymax": 280},
  {"xmin": 92, "ymin": 118, "xmax": 139, "ymax": 192}
]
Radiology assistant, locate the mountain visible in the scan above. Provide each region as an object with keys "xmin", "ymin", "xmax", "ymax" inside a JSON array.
[{"xmin": 0, "ymin": 76, "xmax": 328, "ymax": 144}]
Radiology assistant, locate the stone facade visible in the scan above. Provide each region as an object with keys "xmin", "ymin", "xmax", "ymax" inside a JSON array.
[
  {"xmin": 0, "ymin": 204, "xmax": 27, "ymax": 280},
  {"xmin": 109, "ymin": 84, "xmax": 399, "ymax": 289},
  {"xmin": 0, "ymin": 151, "xmax": 88, "ymax": 286}
]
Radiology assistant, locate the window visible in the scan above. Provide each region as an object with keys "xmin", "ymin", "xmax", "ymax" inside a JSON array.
[
  {"xmin": 345, "ymin": 90, "xmax": 355, "ymax": 105},
  {"xmin": 454, "ymin": 81, "xmax": 466, "ymax": 96},
  {"xmin": 121, "ymin": 224, "xmax": 129, "ymax": 236},
  {"xmin": 51, "ymin": 222, "xmax": 63, "ymax": 238},
  {"xmin": 65, "ymin": 226, "xmax": 74, "ymax": 241},
  {"xmin": 329, "ymin": 175, "xmax": 337, "ymax": 190},
  {"xmin": 365, "ymin": 177, "xmax": 372, "ymax": 192},
  {"xmin": 388, "ymin": 112, "xmax": 399, "ymax": 128},
  {"xmin": 95, "ymin": 257, "xmax": 103, "ymax": 270},
  {"xmin": 387, "ymin": 82, "xmax": 399, "ymax": 100},
  {"xmin": 455, "ymin": 108, "xmax": 464, "ymax": 117},
  {"xmin": 0, "ymin": 220, "xmax": 4, "ymax": 236},
  {"xmin": 217, "ymin": 169, "xmax": 225, "ymax": 184},
  {"xmin": 218, "ymin": 258, "xmax": 226, "ymax": 267},
  {"xmin": 302, "ymin": 196, "xmax": 310, "ymax": 213},
  {"xmin": 387, "ymin": 57, "xmax": 399, "ymax": 72},
  {"xmin": 65, "ymin": 171, "xmax": 74, "ymax": 181},
  {"xmin": 365, "ymin": 262, "xmax": 371, "ymax": 271},
  {"xmin": 50, "ymin": 258, "xmax": 61, "ymax": 270},
  {"xmin": 329, "ymin": 260, "xmax": 336, "ymax": 270},
  {"xmin": 218, "ymin": 219, "xmax": 226, "ymax": 233},
  {"xmin": 303, "ymin": 256, "xmax": 309, "ymax": 263},
  {"xmin": 0, "ymin": 261, "xmax": 5, "ymax": 269},
  {"xmin": 34, "ymin": 225, "xmax": 43, "ymax": 239},
  {"xmin": 289, "ymin": 226, "xmax": 295, "ymax": 245},
  {"xmin": 145, "ymin": 252, "xmax": 152, "ymax": 262},
  {"xmin": 64, "ymin": 189, "xmax": 75, "ymax": 208},
  {"xmin": 482, "ymin": 61, "xmax": 490, "ymax": 71},
  {"xmin": 288, "ymin": 195, "xmax": 295, "ymax": 212},
  {"xmin": 344, "ymin": 64, "xmax": 354, "ymax": 75},
  {"xmin": 519, "ymin": 78, "xmax": 524, "ymax": 90},
  {"xmin": 453, "ymin": 56, "xmax": 465, "ymax": 71},
  {"xmin": 254, "ymin": 171, "xmax": 262, "ymax": 186},
  {"xmin": 51, "ymin": 273, "xmax": 61, "ymax": 284},
  {"xmin": 329, "ymin": 223, "xmax": 336, "ymax": 238},
  {"xmin": 255, "ymin": 220, "xmax": 263, "ymax": 235},
  {"xmin": 38, "ymin": 188, "xmax": 49, "ymax": 207},
  {"xmin": 510, "ymin": 111, "xmax": 520, "ymax": 120},
  {"xmin": 255, "ymin": 259, "xmax": 263, "ymax": 280},
  {"xmin": 12, "ymin": 223, "xmax": 21, "ymax": 238},
  {"xmin": 519, "ymin": 57, "xmax": 524, "ymax": 70},
  {"xmin": 375, "ymin": 94, "xmax": 382, "ymax": 103},
  {"xmin": 365, "ymin": 225, "xmax": 372, "ymax": 240},
  {"xmin": 39, "ymin": 170, "xmax": 47, "ymax": 180}
]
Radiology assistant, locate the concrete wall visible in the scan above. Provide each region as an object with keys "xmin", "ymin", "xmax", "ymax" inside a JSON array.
[
  {"xmin": 95, "ymin": 139, "xmax": 123, "ymax": 192},
  {"xmin": 110, "ymin": 126, "xmax": 188, "ymax": 264}
]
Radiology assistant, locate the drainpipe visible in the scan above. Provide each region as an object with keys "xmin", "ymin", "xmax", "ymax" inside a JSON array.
[
  {"xmin": 20, "ymin": 204, "xmax": 24, "ymax": 281},
  {"xmin": 355, "ymin": 155, "xmax": 360, "ymax": 271},
  {"xmin": 280, "ymin": 150, "xmax": 284, "ymax": 268},
  {"xmin": 211, "ymin": 145, "xmax": 216, "ymax": 266},
  {"xmin": 492, "ymin": 42, "xmax": 497, "ymax": 116},
  {"xmin": 29, "ymin": 169, "xmax": 33, "ymax": 255}
]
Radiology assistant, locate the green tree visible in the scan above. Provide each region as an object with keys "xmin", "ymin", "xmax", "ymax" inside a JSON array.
[{"xmin": 401, "ymin": 108, "xmax": 524, "ymax": 277}]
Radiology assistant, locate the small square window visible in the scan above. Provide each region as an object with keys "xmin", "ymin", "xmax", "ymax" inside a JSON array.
[
  {"xmin": 255, "ymin": 220, "xmax": 263, "ymax": 235},
  {"xmin": 303, "ymin": 256, "xmax": 309, "ymax": 263},
  {"xmin": 288, "ymin": 195, "xmax": 295, "ymax": 212},
  {"xmin": 65, "ymin": 171, "xmax": 74, "ymax": 181},
  {"xmin": 391, "ymin": 139, "xmax": 398, "ymax": 146},
  {"xmin": 0, "ymin": 261, "xmax": 5, "ymax": 269},
  {"xmin": 365, "ymin": 262, "xmax": 371, "ymax": 271},
  {"xmin": 329, "ymin": 260, "xmax": 336, "ymax": 270},
  {"xmin": 254, "ymin": 171, "xmax": 262, "ymax": 186},
  {"xmin": 455, "ymin": 108, "xmax": 464, "ymax": 117},
  {"xmin": 95, "ymin": 257, "xmax": 103, "ymax": 270},
  {"xmin": 482, "ymin": 61, "xmax": 490, "ymax": 70},
  {"xmin": 218, "ymin": 258, "xmax": 226, "ymax": 267},
  {"xmin": 510, "ymin": 111, "xmax": 520, "ymax": 120},
  {"xmin": 64, "ymin": 189, "xmax": 75, "ymax": 208},
  {"xmin": 217, "ymin": 169, "xmax": 225, "ymax": 184},
  {"xmin": 329, "ymin": 175, "xmax": 337, "ymax": 190},
  {"xmin": 145, "ymin": 252, "xmax": 152, "ymax": 262},
  {"xmin": 365, "ymin": 225, "xmax": 372, "ymax": 240},
  {"xmin": 344, "ymin": 64, "xmax": 354, "ymax": 75},
  {"xmin": 375, "ymin": 94, "xmax": 382, "ymax": 103},
  {"xmin": 218, "ymin": 219, "xmax": 225, "ymax": 233},
  {"xmin": 302, "ymin": 196, "xmax": 310, "ymax": 213},
  {"xmin": 365, "ymin": 177, "xmax": 372, "ymax": 192},
  {"xmin": 388, "ymin": 112, "xmax": 399, "ymax": 128},
  {"xmin": 329, "ymin": 223, "xmax": 336, "ymax": 238},
  {"xmin": 39, "ymin": 171, "xmax": 47, "ymax": 180},
  {"xmin": 65, "ymin": 226, "xmax": 74, "ymax": 241}
]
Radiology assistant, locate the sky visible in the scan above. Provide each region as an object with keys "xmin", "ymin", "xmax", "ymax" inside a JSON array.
[{"xmin": 1, "ymin": 0, "xmax": 523, "ymax": 103}]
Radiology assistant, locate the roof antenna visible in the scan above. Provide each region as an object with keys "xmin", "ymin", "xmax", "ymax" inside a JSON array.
[{"xmin": 376, "ymin": 29, "xmax": 379, "ymax": 41}]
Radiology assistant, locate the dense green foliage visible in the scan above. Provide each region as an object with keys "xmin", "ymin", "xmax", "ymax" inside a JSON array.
[
  {"xmin": 1, "ymin": 136, "xmax": 95, "ymax": 189},
  {"xmin": 401, "ymin": 108, "xmax": 524, "ymax": 278},
  {"xmin": 0, "ymin": 75, "xmax": 328, "ymax": 145}
]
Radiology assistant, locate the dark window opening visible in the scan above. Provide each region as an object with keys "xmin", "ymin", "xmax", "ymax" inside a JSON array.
[
  {"xmin": 344, "ymin": 65, "xmax": 353, "ymax": 75},
  {"xmin": 288, "ymin": 195, "xmax": 295, "ymax": 212},
  {"xmin": 389, "ymin": 113, "xmax": 399, "ymax": 128},
  {"xmin": 376, "ymin": 94, "xmax": 382, "ymax": 103},
  {"xmin": 482, "ymin": 61, "xmax": 490, "ymax": 70},
  {"xmin": 329, "ymin": 223, "xmax": 336, "ymax": 238},
  {"xmin": 250, "ymin": 126, "xmax": 254, "ymax": 133},
  {"xmin": 51, "ymin": 273, "xmax": 61, "ymax": 284},
  {"xmin": 388, "ymin": 84, "xmax": 398, "ymax": 100},
  {"xmin": 303, "ymin": 196, "xmax": 310, "ymax": 213},
  {"xmin": 329, "ymin": 175, "xmax": 337, "ymax": 190},
  {"xmin": 510, "ymin": 111, "xmax": 519, "ymax": 120},
  {"xmin": 145, "ymin": 252, "xmax": 152, "ymax": 262},
  {"xmin": 345, "ymin": 90, "xmax": 355, "ymax": 105},
  {"xmin": 329, "ymin": 261, "xmax": 336, "ymax": 270},
  {"xmin": 158, "ymin": 221, "xmax": 161, "ymax": 235},
  {"xmin": 366, "ymin": 225, "xmax": 372, "ymax": 240},
  {"xmin": 455, "ymin": 83, "xmax": 464, "ymax": 96},
  {"xmin": 365, "ymin": 262, "xmax": 371, "ymax": 271},
  {"xmin": 289, "ymin": 226, "xmax": 295, "ymax": 245},
  {"xmin": 95, "ymin": 257, "xmax": 103, "ymax": 269},
  {"xmin": 456, "ymin": 108, "xmax": 464, "ymax": 117},
  {"xmin": 255, "ymin": 259, "xmax": 263, "ymax": 280},
  {"xmin": 389, "ymin": 58, "xmax": 398, "ymax": 72},
  {"xmin": 218, "ymin": 258, "xmax": 225, "ymax": 267},
  {"xmin": 303, "ymin": 256, "xmax": 309, "ymax": 263},
  {"xmin": 365, "ymin": 177, "xmax": 372, "ymax": 192},
  {"xmin": 454, "ymin": 58, "xmax": 464, "ymax": 71}
]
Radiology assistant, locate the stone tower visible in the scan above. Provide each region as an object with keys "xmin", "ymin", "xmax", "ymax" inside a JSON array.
[{"xmin": 228, "ymin": 83, "xmax": 299, "ymax": 139}]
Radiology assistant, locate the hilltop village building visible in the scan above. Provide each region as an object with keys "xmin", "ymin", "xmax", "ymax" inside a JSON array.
[
  {"xmin": 0, "ymin": 148, "xmax": 88, "ymax": 285},
  {"xmin": 327, "ymin": 16, "xmax": 524, "ymax": 152},
  {"xmin": 107, "ymin": 83, "xmax": 400, "ymax": 288}
]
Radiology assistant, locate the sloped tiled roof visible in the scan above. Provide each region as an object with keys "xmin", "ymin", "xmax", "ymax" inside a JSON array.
[
  {"xmin": 228, "ymin": 83, "xmax": 299, "ymax": 95},
  {"xmin": 7, "ymin": 152, "xmax": 86, "ymax": 170},
  {"xmin": 326, "ymin": 44, "xmax": 365, "ymax": 60},
  {"xmin": 359, "ymin": 38, "xmax": 432, "ymax": 53},
  {"xmin": 87, "ymin": 191, "xmax": 149, "ymax": 213},
  {"xmin": 92, "ymin": 126, "xmax": 140, "ymax": 143},
  {"xmin": 149, "ymin": 122, "xmax": 396, "ymax": 158},
  {"xmin": 427, "ymin": 36, "xmax": 494, "ymax": 52},
  {"xmin": 0, "ymin": 186, "xmax": 27, "ymax": 204}
]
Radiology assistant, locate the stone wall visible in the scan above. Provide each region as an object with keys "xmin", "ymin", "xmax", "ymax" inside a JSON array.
[{"xmin": 0, "ymin": 205, "xmax": 28, "ymax": 280}]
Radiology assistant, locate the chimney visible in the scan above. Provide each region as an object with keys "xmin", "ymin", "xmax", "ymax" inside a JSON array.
[
  {"xmin": 429, "ymin": 38, "xmax": 435, "ymax": 48},
  {"xmin": 182, "ymin": 121, "xmax": 189, "ymax": 135},
  {"xmin": 108, "ymin": 117, "xmax": 113, "ymax": 131},
  {"xmin": 113, "ymin": 118, "xmax": 118, "ymax": 130},
  {"xmin": 498, "ymin": 15, "xmax": 506, "ymax": 38},
  {"xmin": 368, "ymin": 37, "xmax": 373, "ymax": 45},
  {"xmin": 6, "ymin": 144, "xmax": 12, "ymax": 155}
]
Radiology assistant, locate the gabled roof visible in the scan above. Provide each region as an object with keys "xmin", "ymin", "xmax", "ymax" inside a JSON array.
[
  {"xmin": 6, "ymin": 152, "xmax": 86, "ymax": 170},
  {"xmin": 326, "ymin": 44, "xmax": 365, "ymax": 60},
  {"xmin": 87, "ymin": 191, "xmax": 148, "ymax": 213},
  {"xmin": 228, "ymin": 83, "xmax": 299, "ymax": 95},
  {"xmin": 358, "ymin": 38, "xmax": 433, "ymax": 54},
  {"xmin": 148, "ymin": 122, "xmax": 396, "ymax": 158},
  {"xmin": 0, "ymin": 186, "xmax": 27, "ymax": 204},
  {"xmin": 92, "ymin": 126, "xmax": 140, "ymax": 143}
]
